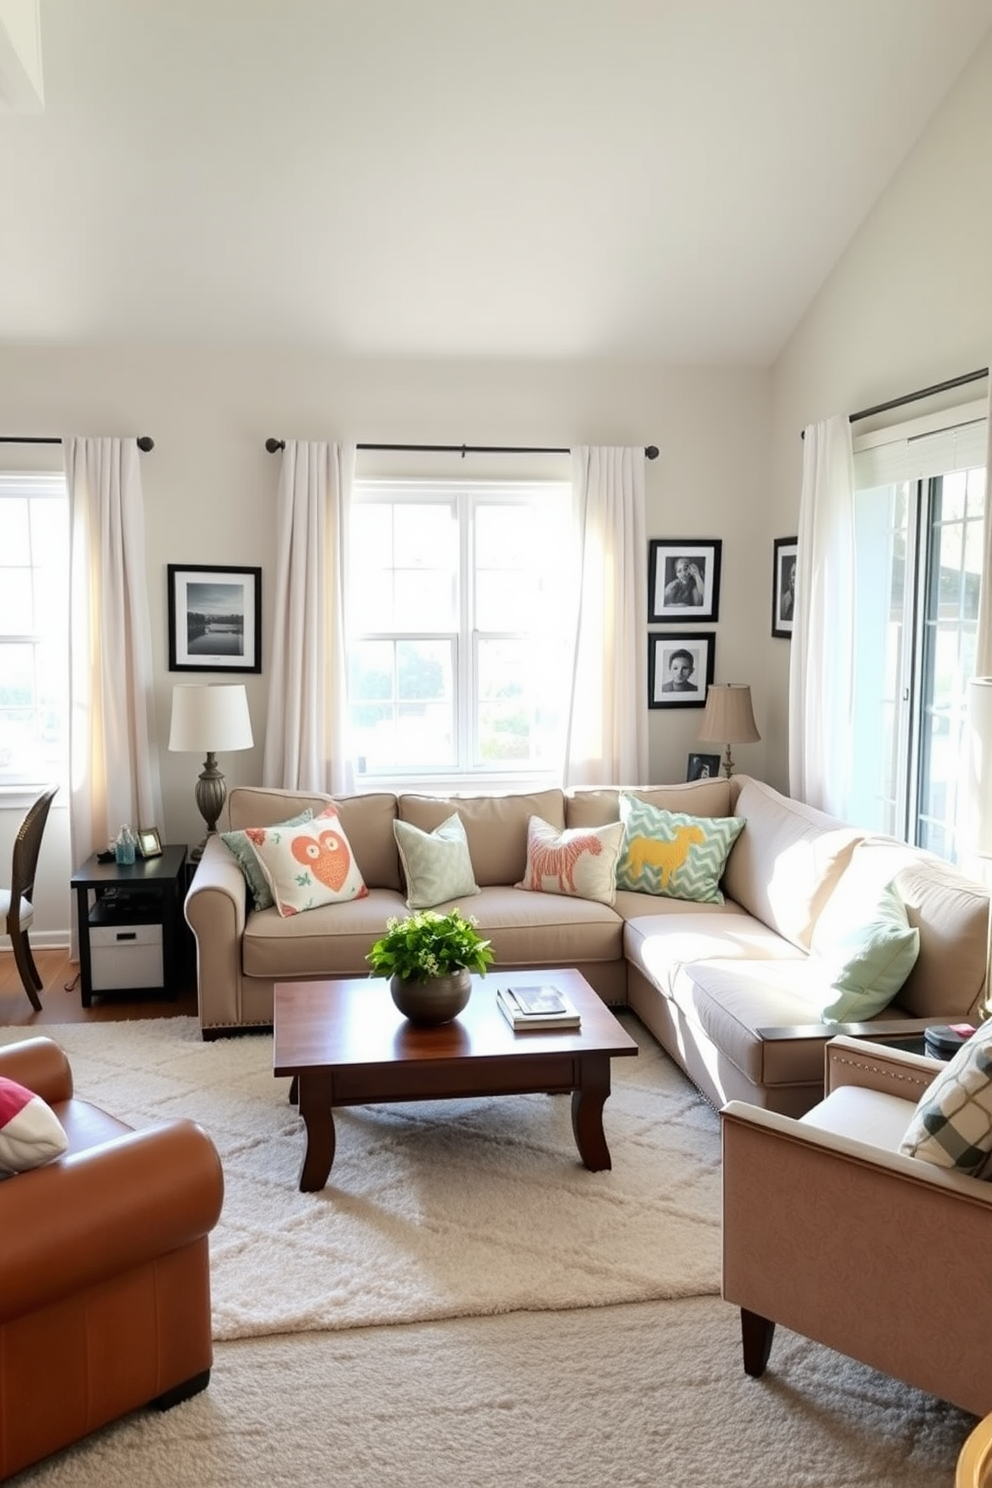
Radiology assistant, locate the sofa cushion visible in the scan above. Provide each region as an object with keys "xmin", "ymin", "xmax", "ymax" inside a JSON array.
[
  {"xmin": 899, "ymin": 1021, "xmax": 992, "ymax": 1176},
  {"xmin": 0, "ymin": 1077, "xmax": 68, "ymax": 1175},
  {"xmin": 516, "ymin": 815, "xmax": 625, "ymax": 906},
  {"xmin": 615, "ymin": 793, "xmax": 744, "ymax": 903},
  {"xmin": 227, "ymin": 787, "xmax": 402, "ymax": 891},
  {"xmin": 398, "ymin": 790, "xmax": 565, "ymax": 887},
  {"xmin": 806, "ymin": 880, "xmax": 920, "ymax": 1022},
  {"xmin": 565, "ymin": 778, "xmax": 733, "ymax": 829},
  {"xmin": 721, "ymin": 777, "xmax": 863, "ymax": 950},
  {"xmin": 221, "ymin": 809, "xmax": 314, "ymax": 911},
  {"xmin": 393, "ymin": 812, "xmax": 480, "ymax": 910},
  {"xmin": 246, "ymin": 809, "xmax": 369, "ymax": 917},
  {"xmin": 812, "ymin": 836, "xmax": 989, "ymax": 1021},
  {"xmin": 242, "ymin": 887, "xmax": 409, "ymax": 978}
]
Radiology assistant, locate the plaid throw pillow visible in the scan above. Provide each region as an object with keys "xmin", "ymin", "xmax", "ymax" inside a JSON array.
[{"xmin": 900, "ymin": 1020, "xmax": 992, "ymax": 1177}]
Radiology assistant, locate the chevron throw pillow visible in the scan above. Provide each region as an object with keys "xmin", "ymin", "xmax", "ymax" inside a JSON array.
[
  {"xmin": 900, "ymin": 1020, "xmax": 992, "ymax": 1177},
  {"xmin": 615, "ymin": 793, "xmax": 745, "ymax": 903}
]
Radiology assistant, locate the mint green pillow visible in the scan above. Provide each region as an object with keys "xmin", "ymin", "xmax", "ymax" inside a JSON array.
[
  {"xmin": 811, "ymin": 882, "xmax": 920, "ymax": 1022},
  {"xmin": 393, "ymin": 812, "xmax": 480, "ymax": 911},
  {"xmin": 220, "ymin": 809, "xmax": 314, "ymax": 911},
  {"xmin": 615, "ymin": 793, "xmax": 745, "ymax": 903}
]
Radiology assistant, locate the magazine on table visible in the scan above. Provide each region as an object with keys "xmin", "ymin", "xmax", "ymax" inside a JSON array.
[{"xmin": 496, "ymin": 983, "xmax": 581, "ymax": 1031}]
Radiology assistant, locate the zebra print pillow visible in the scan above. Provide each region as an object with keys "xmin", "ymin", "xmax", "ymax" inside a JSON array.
[{"xmin": 515, "ymin": 816, "xmax": 625, "ymax": 906}]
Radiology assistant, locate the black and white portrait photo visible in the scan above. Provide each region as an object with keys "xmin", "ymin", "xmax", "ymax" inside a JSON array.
[{"xmin": 649, "ymin": 539, "xmax": 722, "ymax": 622}]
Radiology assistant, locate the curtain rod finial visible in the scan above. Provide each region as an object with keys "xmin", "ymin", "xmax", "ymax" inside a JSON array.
[
  {"xmin": 265, "ymin": 437, "xmax": 285, "ymax": 453},
  {"xmin": 645, "ymin": 445, "xmax": 659, "ymax": 460},
  {"xmin": 136, "ymin": 436, "xmax": 154, "ymax": 451}
]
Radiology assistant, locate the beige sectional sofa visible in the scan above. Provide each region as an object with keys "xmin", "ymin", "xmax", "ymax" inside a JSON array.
[{"xmin": 185, "ymin": 775, "xmax": 989, "ymax": 1116}]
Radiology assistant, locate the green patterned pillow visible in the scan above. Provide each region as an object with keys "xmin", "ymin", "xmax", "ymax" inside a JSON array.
[
  {"xmin": 393, "ymin": 812, "xmax": 480, "ymax": 911},
  {"xmin": 900, "ymin": 1021, "xmax": 992, "ymax": 1177},
  {"xmin": 615, "ymin": 793, "xmax": 745, "ymax": 903},
  {"xmin": 221, "ymin": 809, "xmax": 314, "ymax": 910}
]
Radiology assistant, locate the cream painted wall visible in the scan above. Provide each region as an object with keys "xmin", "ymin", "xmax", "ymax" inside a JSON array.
[
  {"xmin": 0, "ymin": 350, "xmax": 770, "ymax": 942},
  {"xmin": 766, "ymin": 30, "xmax": 992, "ymax": 787}
]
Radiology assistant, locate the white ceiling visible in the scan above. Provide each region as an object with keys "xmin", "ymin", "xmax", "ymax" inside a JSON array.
[{"xmin": 2, "ymin": 0, "xmax": 992, "ymax": 363}]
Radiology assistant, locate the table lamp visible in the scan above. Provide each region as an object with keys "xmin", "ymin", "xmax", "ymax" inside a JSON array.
[
  {"xmin": 697, "ymin": 683, "xmax": 760, "ymax": 778},
  {"xmin": 169, "ymin": 683, "xmax": 253, "ymax": 859}
]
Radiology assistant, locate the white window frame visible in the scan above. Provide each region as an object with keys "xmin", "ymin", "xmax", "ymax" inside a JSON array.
[
  {"xmin": 346, "ymin": 477, "xmax": 572, "ymax": 791},
  {"xmin": 850, "ymin": 400, "xmax": 987, "ymax": 860},
  {"xmin": 0, "ymin": 471, "xmax": 70, "ymax": 801}
]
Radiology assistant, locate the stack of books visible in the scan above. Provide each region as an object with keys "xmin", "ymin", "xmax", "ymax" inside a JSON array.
[{"xmin": 496, "ymin": 983, "xmax": 581, "ymax": 1031}]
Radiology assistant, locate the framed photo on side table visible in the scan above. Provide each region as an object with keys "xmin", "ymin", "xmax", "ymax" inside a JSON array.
[
  {"xmin": 649, "ymin": 538, "xmax": 722, "ymax": 622},
  {"xmin": 137, "ymin": 827, "xmax": 163, "ymax": 859},
  {"xmin": 648, "ymin": 633, "xmax": 715, "ymax": 709},
  {"xmin": 686, "ymin": 752, "xmax": 721, "ymax": 782},
  {"xmin": 168, "ymin": 564, "xmax": 262, "ymax": 673},
  {"xmin": 772, "ymin": 537, "xmax": 797, "ymax": 638}
]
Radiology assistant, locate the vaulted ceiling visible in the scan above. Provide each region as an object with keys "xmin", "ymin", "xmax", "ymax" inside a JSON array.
[{"xmin": 3, "ymin": 0, "xmax": 992, "ymax": 362}]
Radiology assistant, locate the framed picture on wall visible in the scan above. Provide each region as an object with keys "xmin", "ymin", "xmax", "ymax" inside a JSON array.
[
  {"xmin": 648, "ymin": 538, "xmax": 722, "ymax": 622},
  {"xmin": 772, "ymin": 537, "xmax": 797, "ymax": 638},
  {"xmin": 168, "ymin": 564, "xmax": 262, "ymax": 672},
  {"xmin": 648, "ymin": 632, "xmax": 715, "ymax": 709}
]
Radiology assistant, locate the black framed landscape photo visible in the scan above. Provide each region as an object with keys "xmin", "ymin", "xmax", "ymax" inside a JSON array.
[
  {"xmin": 649, "ymin": 538, "xmax": 722, "ymax": 622},
  {"xmin": 772, "ymin": 537, "xmax": 797, "ymax": 638},
  {"xmin": 168, "ymin": 564, "xmax": 262, "ymax": 673},
  {"xmin": 686, "ymin": 752, "xmax": 721, "ymax": 782},
  {"xmin": 648, "ymin": 632, "xmax": 715, "ymax": 709}
]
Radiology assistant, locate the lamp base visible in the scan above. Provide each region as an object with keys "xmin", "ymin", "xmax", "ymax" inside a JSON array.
[
  {"xmin": 193, "ymin": 752, "xmax": 228, "ymax": 847},
  {"xmin": 721, "ymin": 744, "xmax": 736, "ymax": 778}
]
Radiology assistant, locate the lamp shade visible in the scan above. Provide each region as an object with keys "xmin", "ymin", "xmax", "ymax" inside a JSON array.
[
  {"xmin": 697, "ymin": 684, "xmax": 761, "ymax": 746},
  {"xmin": 169, "ymin": 684, "xmax": 254, "ymax": 753}
]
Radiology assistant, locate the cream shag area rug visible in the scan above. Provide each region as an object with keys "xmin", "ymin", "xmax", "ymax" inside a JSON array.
[{"xmin": 0, "ymin": 1012, "xmax": 722, "ymax": 1341}]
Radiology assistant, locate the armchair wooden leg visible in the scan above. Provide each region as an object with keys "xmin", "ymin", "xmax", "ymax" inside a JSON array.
[
  {"xmin": 741, "ymin": 1308, "xmax": 776, "ymax": 1377},
  {"xmin": 151, "ymin": 1369, "xmax": 211, "ymax": 1411},
  {"xmin": 11, "ymin": 928, "xmax": 43, "ymax": 1011}
]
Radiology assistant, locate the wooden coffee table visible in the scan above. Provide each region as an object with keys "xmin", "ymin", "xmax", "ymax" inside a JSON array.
[{"xmin": 272, "ymin": 967, "xmax": 638, "ymax": 1192}]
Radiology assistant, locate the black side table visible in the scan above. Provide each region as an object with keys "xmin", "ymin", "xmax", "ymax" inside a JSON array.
[{"xmin": 70, "ymin": 845, "xmax": 188, "ymax": 1006}]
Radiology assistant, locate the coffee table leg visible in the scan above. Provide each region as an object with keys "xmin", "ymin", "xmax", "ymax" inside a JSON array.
[
  {"xmin": 571, "ymin": 1056, "xmax": 612, "ymax": 1171},
  {"xmin": 296, "ymin": 1071, "xmax": 336, "ymax": 1192}
]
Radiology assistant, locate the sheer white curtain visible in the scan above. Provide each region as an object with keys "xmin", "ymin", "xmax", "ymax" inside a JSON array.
[
  {"xmin": 563, "ymin": 447, "xmax": 648, "ymax": 786},
  {"xmin": 262, "ymin": 440, "xmax": 356, "ymax": 794},
  {"xmin": 975, "ymin": 378, "xmax": 992, "ymax": 676},
  {"xmin": 65, "ymin": 436, "xmax": 163, "ymax": 909},
  {"xmin": 788, "ymin": 415, "xmax": 856, "ymax": 815}
]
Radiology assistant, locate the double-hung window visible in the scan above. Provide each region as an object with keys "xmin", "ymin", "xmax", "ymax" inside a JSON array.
[
  {"xmin": 346, "ymin": 479, "xmax": 573, "ymax": 785},
  {"xmin": 848, "ymin": 403, "xmax": 987, "ymax": 861},
  {"xmin": 0, "ymin": 472, "xmax": 70, "ymax": 792}
]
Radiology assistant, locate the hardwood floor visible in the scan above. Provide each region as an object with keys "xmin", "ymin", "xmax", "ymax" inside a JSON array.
[{"xmin": 0, "ymin": 947, "xmax": 198, "ymax": 1027}]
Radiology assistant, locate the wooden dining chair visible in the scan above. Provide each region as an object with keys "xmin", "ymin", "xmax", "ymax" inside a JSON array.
[{"xmin": 1, "ymin": 785, "xmax": 58, "ymax": 1008}]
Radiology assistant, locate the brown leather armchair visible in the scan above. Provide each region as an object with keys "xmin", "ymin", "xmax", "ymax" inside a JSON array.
[
  {"xmin": 0, "ymin": 1036, "xmax": 224, "ymax": 1481},
  {"xmin": 721, "ymin": 1035, "xmax": 992, "ymax": 1418}
]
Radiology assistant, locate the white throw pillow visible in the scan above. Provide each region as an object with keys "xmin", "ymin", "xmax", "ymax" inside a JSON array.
[
  {"xmin": 393, "ymin": 812, "xmax": 480, "ymax": 911},
  {"xmin": 0, "ymin": 1076, "xmax": 68, "ymax": 1175},
  {"xmin": 246, "ymin": 807, "xmax": 368, "ymax": 917},
  {"xmin": 516, "ymin": 815, "xmax": 625, "ymax": 906}
]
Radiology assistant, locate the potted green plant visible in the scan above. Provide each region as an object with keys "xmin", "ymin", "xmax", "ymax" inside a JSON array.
[{"xmin": 367, "ymin": 908, "xmax": 494, "ymax": 1025}]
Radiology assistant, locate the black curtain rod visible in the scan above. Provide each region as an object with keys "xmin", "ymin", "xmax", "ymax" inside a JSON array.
[
  {"xmin": 0, "ymin": 434, "xmax": 155, "ymax": 450},
  {"xmin": 265, "ymin": 437, "xmax": 659, "ymax": 460},
  {"xmin": 801, "ymin": 368, "xmax": 988, "ymax": 438}
]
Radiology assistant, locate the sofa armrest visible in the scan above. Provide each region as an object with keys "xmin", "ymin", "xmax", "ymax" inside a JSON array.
[
  {"xmin": 0, "ymin": 1119, "xmax": 224, "ymax": 1325},
  {"xmin": 823, "ymin": 1034, "xmax": 940, "ymax": 1101},
  {"xmin": 0, "ymin": 1037, "xmax": 73, "ymax": 1104},
  {"xmin": 185, "ymin": 834, "xmax": 249, "ymax": 1028}
]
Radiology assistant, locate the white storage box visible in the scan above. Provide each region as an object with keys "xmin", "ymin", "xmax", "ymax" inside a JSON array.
[{"xmin": 89, "ymin": 923, "xmax": 164, "ymax": 991}]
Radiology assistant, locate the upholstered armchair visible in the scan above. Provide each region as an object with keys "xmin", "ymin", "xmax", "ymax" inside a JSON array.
[
  {"xmin": 721, "ymin": 1035, "xmax": 992, "ymax": 1418},
  {"xmin": 0, "ymin": 1037, "xmax": 224, "ymax": 1481}
]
